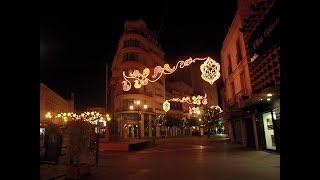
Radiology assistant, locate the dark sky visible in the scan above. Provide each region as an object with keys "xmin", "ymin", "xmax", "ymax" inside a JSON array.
[{"xmin": 40, "ymin": 1, "xmax": 237, "ymax": 111}]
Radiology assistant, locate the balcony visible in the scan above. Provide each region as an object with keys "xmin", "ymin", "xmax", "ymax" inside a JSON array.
[
  {"xmin": 226, "ymin": 96, "xmax": 236, "ymax": 108},
  {"xmin": 116, "ymin": 107, "xmax": 154, "ymax": 113},
  {"xmin": 235, "ymin": 89, "xmax": 251, "ymax": 101}
]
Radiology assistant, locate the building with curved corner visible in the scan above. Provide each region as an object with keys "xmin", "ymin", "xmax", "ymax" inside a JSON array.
[{"xmin": 110, "ymin": 19, "xmax": 166, "ymax": 140}]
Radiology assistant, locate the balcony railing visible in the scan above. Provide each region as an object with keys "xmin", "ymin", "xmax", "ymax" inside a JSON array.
[
  {"xmin": 117, "ymin": 107, "xmax": 154, "ymax": 113},
  {"xmin": 235, "ymin": 89, "xmax": 251, "ymax": 101},
  {"xmin": 226, "ymin": 89, "xmax": 251, "ymax": 109},
  {"xmin": 116, "ymin": 89, "xmax": 152, "ymax": 97},
  {"xmin": 226, "ymin": 96, "xmax": 236, "ymax": 108}
]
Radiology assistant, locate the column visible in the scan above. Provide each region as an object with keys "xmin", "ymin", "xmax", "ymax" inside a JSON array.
[
  {"xmin": 252, "ymin": 114, "xmax": 259, "ymax": 150},
  {"xmin": 228, "ymin": 121, "xmax": 234, "ymax": 143},
  {"xmin": 240, "ymin": 119, "xmax": 247, "ymax": 147},
  {"xmin": 140, "ymin": 113, "xmax": 144, "ymax": 139},
  {"xmin": 156, "ymin": 125, "xmax": 160, "ymax": 137},
  {"xmin": 119, "ymin": 119, "xmax": 123, "ymax": 140},
  {"xmin": 105, "ymin": 125, "xmax": 109, "ymax": 143},
  {"xmin": 148, "ymin": 115, "xmax": 152, "ymax": 138}
]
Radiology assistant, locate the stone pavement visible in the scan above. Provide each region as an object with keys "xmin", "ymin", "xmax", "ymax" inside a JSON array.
[{"xmin": 40, "ymin": 135, "xmax": 280, "ymax": 180}]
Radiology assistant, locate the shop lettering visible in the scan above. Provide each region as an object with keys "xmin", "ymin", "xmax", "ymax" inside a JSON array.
[
  {"xmin": 252, "ymin": 17, "xmax": 279, "ymax": 50},
  {"xmin": 252, "ymin": 36, "xmax": 264, "ymax": 49},
  {"xmin": 250, "ymin": 53, "xmax": 259, "ymax": 62},
  {"xmin": 264, "ymin": 18, "xmax": 279, "ymax": 37}
]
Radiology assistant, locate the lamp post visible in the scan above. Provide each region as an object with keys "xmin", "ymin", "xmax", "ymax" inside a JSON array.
[{"xmin": 129, "ymin": 100, "xmax": 147, "ymax": 139}]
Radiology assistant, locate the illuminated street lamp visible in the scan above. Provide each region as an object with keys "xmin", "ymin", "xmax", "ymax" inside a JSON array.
[
  {"xmin": 45, "ymin": 112, "xmax": 52, "ymax": 119},
  {"xmin": 106, "ymin": 114, "xmax": 111, "ymax": 121}
]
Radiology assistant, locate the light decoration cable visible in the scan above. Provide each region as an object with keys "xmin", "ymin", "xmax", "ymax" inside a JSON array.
[
  {"xmin": 210, "ymin": 105, "xmax": 223, "ymax": 114},
  {"xmin": 55, "ymin": 111, "xmax": 103, "ymax": 124},
  {"xmin": 189, "ymin": 107, "xmax": 201, "ymax": 114},
  {"xmin": 122, "ymin": 57, "xmax": 220, "ymax": 91},
  {"xmin": 163, "ymin": 94, "xmax": 208, "ymax": 112},
  {"xmin": 189, "ymin": 105, "xmax": 223, "ymax": 115}
]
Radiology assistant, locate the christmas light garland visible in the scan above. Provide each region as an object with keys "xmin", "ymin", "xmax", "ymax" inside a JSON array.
[
  {"xmin": 122, "ymin": 57, "xmax": 220, "ymax": 91},
  {"xmin": 163, "ymin": 94, "xmax": 208, "ymax": 112}
]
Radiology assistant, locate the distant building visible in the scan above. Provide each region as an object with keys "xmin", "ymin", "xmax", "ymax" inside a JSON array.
[
  {"xmin": 110, "ymin": 19, "xmax": 166, "ymax": 139},
  {"xmin": 40, "ymin": 82, "xmax": 74, "ymax": 125},
  {"xmin": 165, "ymin": 79, "xmax": 195, "ymax": 136}
]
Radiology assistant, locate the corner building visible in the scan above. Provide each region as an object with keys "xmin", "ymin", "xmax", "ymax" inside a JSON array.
[
  {"xmin": 111, "ymin": 19, "xmax": 166, "ymax": 140},
  {"xmin": 221, "ymin": 0, "xmax": 280, "ymax": 152}
]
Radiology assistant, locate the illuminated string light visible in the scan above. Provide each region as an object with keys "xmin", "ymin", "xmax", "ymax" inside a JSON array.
[
  {"xmin": 210, "ymin": 105, "xmax": 223, "ymax": 113},
  {"xmin": 162, "ymin": 94, "xmax": 208, "ymax": 112},
  {"xmin": 189, "ymin": 107, "xmax": 201, "ymax": 114},
  {"xmin": 122, "ymin": 57, "xmax": 220, "ymax": 91},
  {"xmin": 55, "ymin": 111, "xmax": 103, "ymax": 124}
]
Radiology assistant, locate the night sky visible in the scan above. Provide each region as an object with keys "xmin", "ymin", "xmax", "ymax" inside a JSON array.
[{"xmin": 40, "ymin": 1, "xmax": 237, "ymax": 111}]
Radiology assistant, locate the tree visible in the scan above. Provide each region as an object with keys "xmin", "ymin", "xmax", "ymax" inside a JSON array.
[
  {"xmin": 64, "ymin": 120, "xmax": 95, "ymax": 179},
  {"xmin": 202, "ymin": 105, "xmax": 223, "ymax": 133}
]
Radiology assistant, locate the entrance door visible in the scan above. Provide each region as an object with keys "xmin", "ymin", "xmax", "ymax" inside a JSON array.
[
  {"xmin": 232, "ymin": 120, "xmax": 242, "ymax": 144},
  {"xmin": 245, "ymin": 117, "xmax": 255, "ymax": 149}
]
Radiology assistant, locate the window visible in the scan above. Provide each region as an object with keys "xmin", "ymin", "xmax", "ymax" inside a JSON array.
[
  {"xmin": 123, "ymin": 39, "xmax": 140, "ymax": 48},
  {"xmin": 236, "ymin": 38, "xmax": 243, "ymax": 64},
  {"xmin": 230, "ymin": 82, "xmax": 235, "ymax": 98},
  {"xmin": 228, "ymin": 54, "xmax": 232, "ymax": 75},
  {"xmin": 123, "ymin": 52, "xmax": 139, "ymax": 61},
  {"xmin": 122, "ymin": 99, "xmax": 134, "ymax": 110},
  {"xmin": 155, "ymin": 88, "xmax": 163, "ymax": 97},
  {"xmin": 240, "ymin": 71, "xmax": 246, "ymax": 90}
]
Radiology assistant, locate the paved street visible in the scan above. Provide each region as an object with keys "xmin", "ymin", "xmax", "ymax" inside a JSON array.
[{"xmin": 81, "ymin": 135, "xmax": 280, "ymax": 180}]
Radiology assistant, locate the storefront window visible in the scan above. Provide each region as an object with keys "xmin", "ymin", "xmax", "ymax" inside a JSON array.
[{"xmin": 262, "ymin": 112, "xmax": 276, "ymax": 150}]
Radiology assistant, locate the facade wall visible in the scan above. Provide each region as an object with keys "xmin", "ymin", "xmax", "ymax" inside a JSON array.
[{"xmin": 221, "ymin": 11, "xmax": 251, "ymax": 147}]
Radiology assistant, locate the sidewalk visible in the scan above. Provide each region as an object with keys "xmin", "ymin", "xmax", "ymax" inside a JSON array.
[{"xmin": 40, "ymin": 164, "xmax": 66, "ymax": 180}]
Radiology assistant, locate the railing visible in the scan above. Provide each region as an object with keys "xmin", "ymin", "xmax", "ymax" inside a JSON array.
[
  {"xmin": 226, "ymin": 96, "xmax": 236, "ymax": 108},
  {"xmin": 235, "ymin": 89, "xmax": 250, "ymax": 101},
  {"xmin": 116, "ymin": 89, "xmax": 152, "ymax": 97},
  {"xmin": 118, "ymin": 107, "xmax": 154, "ymax": 113},
  {"xmin": 232, "ymin": 89, "xmax": 251, "ymax": 108}
]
